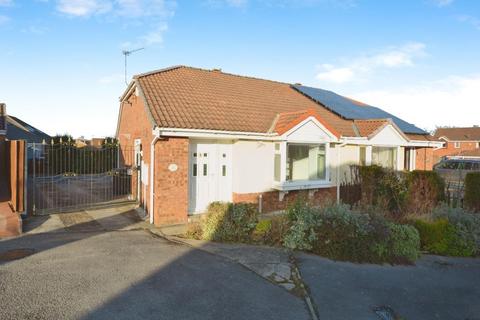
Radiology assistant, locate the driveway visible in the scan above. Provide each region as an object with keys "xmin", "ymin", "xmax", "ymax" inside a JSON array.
[
  {"xmin": 297, "ymin": 253, "xmax": 480, "ymax": 320},
  {"xmin": 0, "ymin": 207, "xmax": 310, "ymax": 320}
]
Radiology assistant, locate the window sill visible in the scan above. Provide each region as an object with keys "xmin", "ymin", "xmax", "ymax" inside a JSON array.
[{"xmin": 272, "ymin": 180, "xmax": 333, "ymax": 191}]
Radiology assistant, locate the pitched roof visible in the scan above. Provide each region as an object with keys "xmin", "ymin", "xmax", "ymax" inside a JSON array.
[
  {"xmin": 127, "ymin": 66, "xmax": 431, "ymax": 141},
  {"xmin": 434, "ymin": 127, "xmax": 480, "ymax": 141},
  {"xmin": 271, "ymin": 109, "xmax": 341, "ymax": 137},
  {"xmin": 353, "ymin": 119, "xmax": 389, "ymax": 137},
  {"xmin": 134, "ymin": 66, "xmax": 356, "ymax": 136},
  {"xmin": 6, "ymin": 116, "xmax": 51, "ymax": 143}
]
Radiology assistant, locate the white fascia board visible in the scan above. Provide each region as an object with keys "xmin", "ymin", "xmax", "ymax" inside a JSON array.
[
  {"xmin": 156, "ymin": 127, "xmax": 279, "ymax": 141},
  {"xmin": 340, "ymin": 136, "xmax": 443, "ymax": 148}
]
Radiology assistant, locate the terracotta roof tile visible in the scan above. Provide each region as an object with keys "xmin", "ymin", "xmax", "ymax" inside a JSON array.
[
  {"xmin": 353, "ymin": 119, "xmax": 389, "ymax": 137},
  {"xmin": 134, "ymin": 66, "xmax": 356, "ymax": 136},
  {"xmin": 434, "ymin": 127, "xmax": 480, "ymax": 141}
]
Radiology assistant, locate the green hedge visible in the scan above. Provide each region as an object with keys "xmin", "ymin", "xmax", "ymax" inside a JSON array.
[
  {"xmin": 414, "ymin": 219, "xmax": 476, "ymax": 257},
  {"xmin": 284, "ymin": 201, "xmax": 420, "ymax": 264},
  {"xmin": 464, "ymin": 172, "xmax": 480, "ymax": 213}
]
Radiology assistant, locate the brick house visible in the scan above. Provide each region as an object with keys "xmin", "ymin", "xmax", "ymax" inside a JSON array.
[
  {"xmin": 116, "ymin": 66, "xmax": 442, "ymax": 226},
  {"xmin": 433, "ymin": 127, "xmax": 480, "ymax": 163}
]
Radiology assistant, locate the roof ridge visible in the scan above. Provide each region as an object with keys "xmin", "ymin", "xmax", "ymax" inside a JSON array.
[{"xmin": 134, "ymin": 65, "xmax": 293, "ymax": 86}]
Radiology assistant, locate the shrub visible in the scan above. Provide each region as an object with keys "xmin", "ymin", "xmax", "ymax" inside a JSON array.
[
  {"xmin": 201, "ymin": 202, "xmax": 258, "ymax": 242},
  {"xmin": 464, "ymin": 172, "xmax": 480, "ymax": 212},
  {"xmin": 357, "ymin": 165, "xmax": 407, "ymax": 218},
  {"xmin": 385, "ymin": 223, "xmax": 421, "ymax": 263},
  {"xmin": 414, "ymin": 218, "xmax": 476, "ymax": 257},
  {"xmin": 405, "ymin": 171, "xmax": 445, "ymax": 215},
  {"xmin": 251, "ymin": 216, "xmax": 290, "ymax": 246},
  {"xmin": 433, "ymin": 205, "xmax": 480, "ymax": 255},
  {"xmin": 283, "ymin": 200, "xmax": 320, "ymax": 250},
  {"xmin": 284, "ymin": 201, "xmax": 420, "ymax": 264}
]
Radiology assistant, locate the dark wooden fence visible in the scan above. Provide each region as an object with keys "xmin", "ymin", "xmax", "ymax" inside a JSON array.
[{"xmin": 8, "ymin": 140, "xmax": 26, "ymax": 212}]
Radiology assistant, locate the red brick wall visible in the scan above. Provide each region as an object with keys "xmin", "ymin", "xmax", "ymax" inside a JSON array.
[
  {"xmin": 415, "ymin": 147, "xmax": 436, "ymax": 171},
  {"xmin": 153, "ymin": 137, "xmax": 189, "ymax": 226},
  {"xmin": 433, "ymin": 141, "xmax": 480, "ymax": 159},
  {"xmin": 233, "ymin": 187, "xmax": 337, "ymax": 213},
  {"xmin": 116, "ymin": 90, "xmax": 155, "ymax": 212}
]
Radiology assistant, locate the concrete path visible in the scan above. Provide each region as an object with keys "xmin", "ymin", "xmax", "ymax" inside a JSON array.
[
  {"xmin": 296, "ymin": 252, "xmax": 480, "ymax": 320},
  {"xmin": 0, "ymin": 206, "xmax": 310, "ymax": 320}
]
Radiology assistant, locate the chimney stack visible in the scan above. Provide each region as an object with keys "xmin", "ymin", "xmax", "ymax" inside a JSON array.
[{"xmin": 0, "ymin": 103, "xmax": 6, "ymax": 137}]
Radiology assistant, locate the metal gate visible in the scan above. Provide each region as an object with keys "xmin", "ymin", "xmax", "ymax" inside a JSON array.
[{"xmin": 27, "ymin": 141, "xmax": 138, "ymax": 215}]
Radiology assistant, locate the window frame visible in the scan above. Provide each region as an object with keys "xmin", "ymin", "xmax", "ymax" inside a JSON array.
[
  {"xmin": 273, "ymin": 141, "xmax": 331, "ymax": 191},
  {"xmin": 454, "ymin": 142, "xmax": 461, "ymax": 149}
]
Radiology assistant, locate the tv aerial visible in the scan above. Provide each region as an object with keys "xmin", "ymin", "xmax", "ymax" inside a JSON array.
[{"xmin": 122, "ymin": 47, "xmax": 144, "ymax": 85}]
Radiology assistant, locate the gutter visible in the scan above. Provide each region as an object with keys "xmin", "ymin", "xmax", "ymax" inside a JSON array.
[
  {"xmin": 149, "ymin": 127, "xmax": 161, "ymax": 224},
  {"xmin": 157, "ymin": 128, "xmax": 278, "ymax": 141}
]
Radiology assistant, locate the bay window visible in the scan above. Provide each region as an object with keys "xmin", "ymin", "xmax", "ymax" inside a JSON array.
[{"xmin": 286, "ymin": 144, "xmax": 326, "ymax": 181}]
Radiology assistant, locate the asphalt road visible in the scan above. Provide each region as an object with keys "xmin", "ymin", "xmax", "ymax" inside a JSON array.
[
  {"xmin": 0, "ymin": 229, "xmax": 310, "ymax": 320},
  {"xmin": 297, "ymin": 252, "xmax": 480, "ymax": 320}
]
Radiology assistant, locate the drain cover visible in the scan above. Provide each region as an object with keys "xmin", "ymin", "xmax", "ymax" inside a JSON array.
[
  {"xmin": 373, "ymin": 306, "xmax": 398, "ymax": 320},
  {"xmin": 0, "ymin": 248, "xmax": 35, "ymax": 262}
]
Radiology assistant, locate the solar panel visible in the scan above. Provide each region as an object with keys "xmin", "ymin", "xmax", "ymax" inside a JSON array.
[{"xmin": 292, "ymin": 84, "xmax": 427, "ymax": 135}]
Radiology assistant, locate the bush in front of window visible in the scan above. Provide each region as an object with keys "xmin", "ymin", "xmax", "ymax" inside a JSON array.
[
  {"xmin": 283, "ymin": 200, "xmax": 421, "ymax": 264},
  {"xmin": 464, "ymin": 172, "xmax": 480, "ymax": 213}
]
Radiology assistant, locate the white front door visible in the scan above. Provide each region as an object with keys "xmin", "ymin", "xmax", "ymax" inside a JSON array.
[{"xmin": 189, "ymin": 141, "xmax": 232, "ymax": 214}]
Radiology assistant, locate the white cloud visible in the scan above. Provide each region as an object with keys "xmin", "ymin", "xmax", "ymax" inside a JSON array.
[
  {"xmin": 316, "ymin": 64, "xmax": 354, "ymax": 84},
  {"xmin": 350, "ymin": 75, "xmax": 480, "ymax": 131},
  {"xmin": 316, "ymin": 42, "xmax": 426, "ymax": 84},
  {"xmin": 432, "ymin": 0, "xmax": 453, "ymax": 7},
  {"xmin": 0, "ymin": 0, "xmax": 13, "ymax": 7},
  {"xmin": 54, "ymin": 0, "xmax": 175, "ymax": 47},
  {"xmin": 457, "ymin": 14, "xmax": 480, "ymax": 31},
  {"xmin": 0, "ymin": 15, "xmax": 10, "ymax": 25},
  {"xmin": 57, "ymin": 0, "xmax": 112, "ymax": 17}
]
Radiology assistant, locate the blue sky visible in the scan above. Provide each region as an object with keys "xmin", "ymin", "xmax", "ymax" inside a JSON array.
[{"xmin": 0, "ymin": 0, "xmax": 479, "ymax": 137}]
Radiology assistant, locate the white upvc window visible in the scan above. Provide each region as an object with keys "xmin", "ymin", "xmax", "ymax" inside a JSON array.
[
  {"xmin": 273, "ymin": 142, "xmax": 330, "ymax": 190},
  {"xmin": 286, "ymin": 144, "xmax": 326, "ymax": 181},
  {"xmin": 454, "ymin": 142, "xmax": 461, "ymax": 148}
]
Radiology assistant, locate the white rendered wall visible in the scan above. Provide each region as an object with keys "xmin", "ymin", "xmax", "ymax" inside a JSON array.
[{"xmin": 232, "ymin": 140, "xmax": 275, "ymax": 194}]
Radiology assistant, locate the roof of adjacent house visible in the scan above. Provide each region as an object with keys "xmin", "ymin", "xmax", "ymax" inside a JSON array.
[
  {"xmin": 128, "ymin": 66, "xmax": 432, "ymax": 140},
  {"xmin": 6, "ymin": 116, "xmax": 51, "ymax": 143},
  {"xmin": 434, "ymin": 127, "xmax": 480, "ymax": 141}
]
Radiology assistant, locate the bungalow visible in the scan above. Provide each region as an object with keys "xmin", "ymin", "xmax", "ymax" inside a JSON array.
[{"xmin": 116, "ymin": 66, "xmax": 442, "ymax": 226}]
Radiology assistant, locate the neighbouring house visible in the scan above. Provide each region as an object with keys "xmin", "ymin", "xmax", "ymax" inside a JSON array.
[
  {"xmin": 116, "ymin": 66, "xmax": 442, "ymax": 226},
  {"xmin": 75, "ymin": 137, "xmax": 106, "ymax": 148},
  {"xmin": 433, "ymin": 127, "xmax": 480, "ymax": 163},
  {"xmin": 4, "ymin": 114, "xmax": 51, "ymax": 144}
]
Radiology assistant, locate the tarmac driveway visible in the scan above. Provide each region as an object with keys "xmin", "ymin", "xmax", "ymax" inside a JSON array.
[
  {"xmin": 297, "ymin": 253, "xmax": 480, "ymax": 320},
  {"xmin": 0, "ymin": 209, "xmax": 310, "ymax": 320}
]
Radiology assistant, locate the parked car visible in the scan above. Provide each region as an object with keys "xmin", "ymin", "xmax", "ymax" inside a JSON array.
[{"xmin": 434, "ymin": 158, "xmax": 480, "ymax": 187}]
